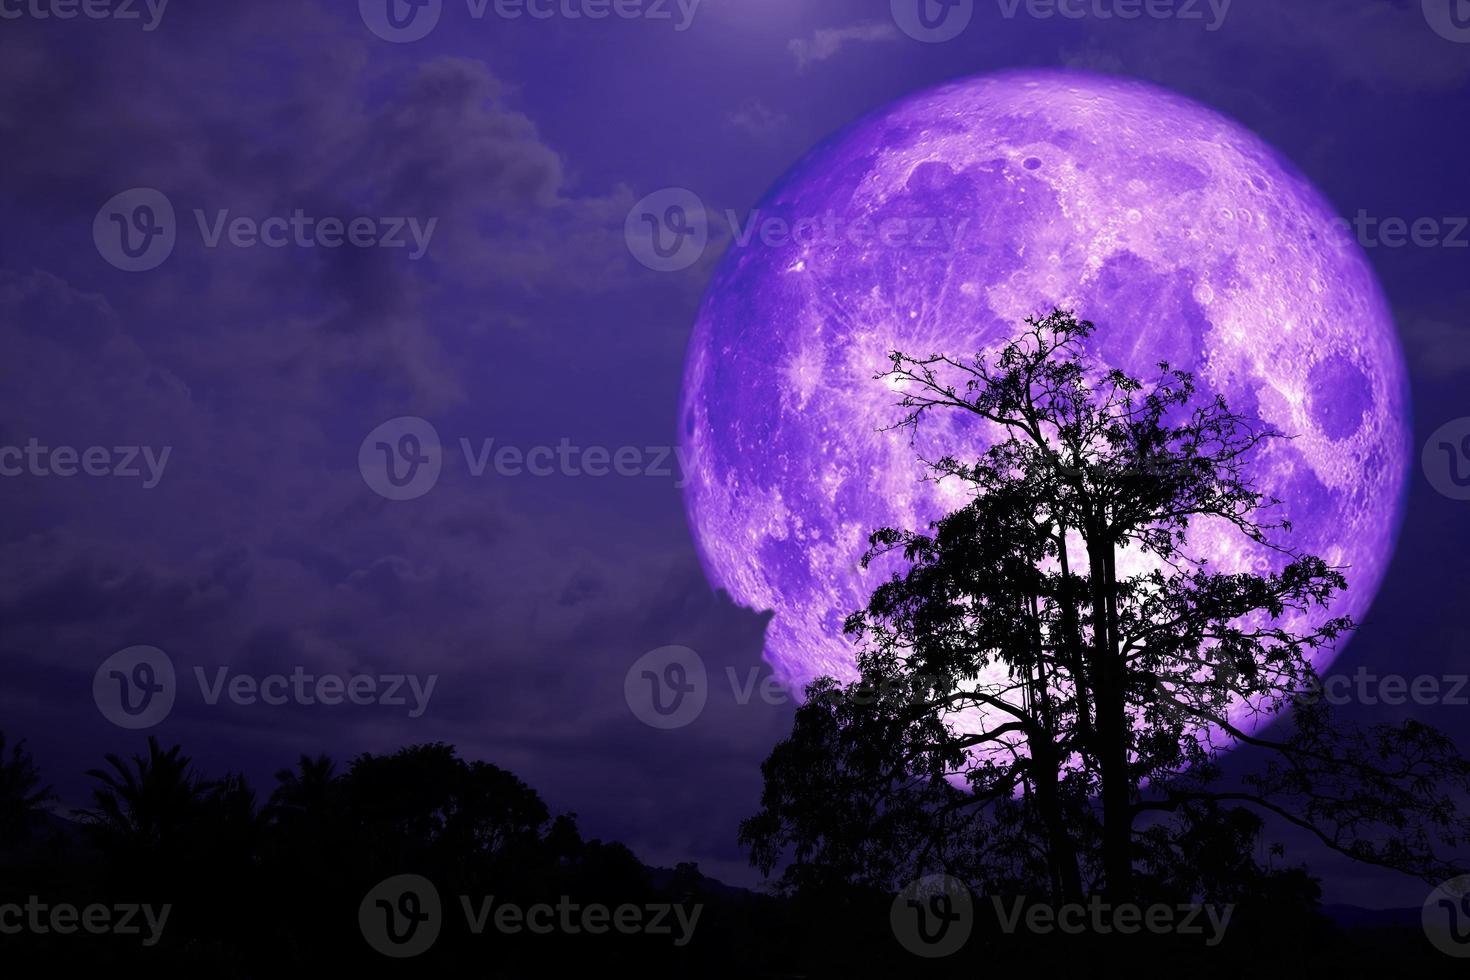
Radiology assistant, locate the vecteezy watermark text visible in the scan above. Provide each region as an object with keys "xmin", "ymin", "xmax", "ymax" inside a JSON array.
[
  {"xmin": 94, "ymin": 188, "xmax": 437, "ymax": 272},
  {"xmin": 0, "ymin": 897, "xmax": 170, "ymax": 946},
  {"xmin": 1301, "ymin": 668, "xmax": 1470, "ymax": 707},
  {"xmin": 1423, "ymin": 875, "xmax": 1470, "ymax": 958},
  {"xmin": 0, "ymin": 439, "xmax": 170, "ymax": 488},
  {"xmin": 359, "ymin": 0, "xmax": 701, "ymax": 43},
  {"xmin": 889, "ymin": 876, "xmax": 1233, "ymax": 957},
  {"xmin": 0, "ymin": 0, "xmax": 168, "ymax": 29},
  {"xmin": 888, "ymin": 0, "xmax": 1229, "ymax": 43},
  {"xmin": 359, "ymin": 874, "xmax": 702, "ymax": 958},
  {"xmin": 1424, "ymin": 417, "xmax": 1470, "ymax": 500},
  {"xmin": 994, "ymin": 0, "xmax": 1232, "ymax": 30},
  {"xmin": 93, "ymin": 645, "xmax": 437, "ymax": 729},
  {"xmin": 625, "ymin": 187, "xmax": 970, "ymax": 272},
  {"xmin": 358, "ymin": 416, "xmax": 689, "ymax": 501},
  {"xmin": 891, "ymin": 875, "xmax": 975, "ymax": 957},
  {"xmin": 623, "ymin": 645, "xmax": 958, "ymax": 729},
  {"xmin": 991, "ymin": 896, "xmax": 1233, "ymax": 945},
  {"xmin": 1332, "ymin": 211, "xmax": 1470, "ymax": 250},
  {"xmin": 1424, "ymin": 0, "xmax": 1470, "ymax": 44}
]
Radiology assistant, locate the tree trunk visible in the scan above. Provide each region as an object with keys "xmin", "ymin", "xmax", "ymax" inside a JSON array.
[
  {"xmin": 1087, "ymin": 519, "xmax": 1133, "ymax": 900},
  {"xmin": 1030, "ymin": 734, "xmax": 1083, "ymax": 901},
  {"xmin": 1025, "ymin": 581, "xmax": 1082, "ymax": 902},
  {"xmin": 1056, "ymin": 531, "xmax": 1096, "ymax": 760}
]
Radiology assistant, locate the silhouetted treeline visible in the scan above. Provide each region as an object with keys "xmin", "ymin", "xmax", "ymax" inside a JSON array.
[
  {"xmin": 0, "ymin": 732, "xmax": 1457, "ymax": 976},
  {"xmin": 0, "ymin": 736, "xmax": 787, "ymax": 976}
]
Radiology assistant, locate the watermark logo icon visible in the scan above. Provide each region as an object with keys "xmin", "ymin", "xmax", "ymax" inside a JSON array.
[
  {"xmin": 94, "ymin": 188, "xmax": 176, "ymax": 272},
  {"xmin": 891, "ymin": 0, "xmax": 973, "ymax": 42},
  {"xmin": 1424, "ymin": 0, "xmax": 1470, "ymax": 42},
  {"xmin": 360, "ymin": 874, "xmax": 443, "ymax": 958},
  {"xmin": 1423, "ymin": 418, "xmax": 1470, "ymax": 500},
  {"xmin": 1424, "ymin": 875, "xmax": 1470, "ymax": 957},
  {"xmin": 891, "ymin": 874, "xmax": 973, "ymax": 957},
  {"xmin": 93, "ymin": 645, "xmax": 176, "ymax": 729},
  {"xmin": 359, "ymin": 0, "xmax": 442, "ymax": 42},
  {"xmin": 624, "ymin": 645, "xmax": 707, "ymax": 729},
  {"xmin": 625, "ymin": 188, "xmax": 708, "ymax": 272},
  {"xmin": 360, "ymin": 417, "xmax": 443, "ymax": 501}
]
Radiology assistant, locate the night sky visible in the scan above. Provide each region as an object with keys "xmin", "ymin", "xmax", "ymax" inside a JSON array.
[{"xmin": 1, "ymin": 0, "xmax": 1468, "ymax": 910}]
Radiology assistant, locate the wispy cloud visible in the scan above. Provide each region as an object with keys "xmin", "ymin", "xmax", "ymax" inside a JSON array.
[
  {"xmin": 787, "ymin": 20, "xmax": 900, "ymax": 70},
  {"xmin": 1401, "ymin": 311, "xmax": 1470, "ymax": 380},
  {"xmin": 727, "ymin": 99, "xmax": 789, "ymax": 141}
]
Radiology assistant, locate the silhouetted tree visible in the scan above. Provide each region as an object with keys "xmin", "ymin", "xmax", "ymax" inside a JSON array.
[
  {"xmin": 0, "ymin": 727, "xmax": 1445, "ymax": 972},
  {"xmin": 269, "ymin": 752, "xmax": 337, "ymax": 817},
  {"xmin": 0, "ymin": 732, "xmax": 52, "ymax": 845},
  {"xmin": 83, "ymin": 736, "xmax": 211, "ymax": 858},
  {"xmin": 744, "ymin": 310, "xmax": 1470, "ymax": 912}
]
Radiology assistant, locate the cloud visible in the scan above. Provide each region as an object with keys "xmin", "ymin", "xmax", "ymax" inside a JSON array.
[
  {"xmin": 1264, "ymin": 0, "xmax": 1470, "ymax": 93},
  {"xmin": 727, "ymin": 99, "xmax": 789, "ymax": 141},
  {"xmin": 1400, "ymin": 311, "xmax": 1470, "ymax": 380},
  {"xmin": 0, "ymin": 1, "xmax": 699, "ymax": 761},
  {"xmin": 787, "ymin": 20, "xmax": 900, "ymax": 70},
  {"xmin": 1053, "ymin": 0, "xmax": 1470, "ymax": 98}
]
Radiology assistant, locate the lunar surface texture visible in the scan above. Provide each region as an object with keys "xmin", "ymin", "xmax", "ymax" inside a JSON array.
[{"xmin": 679, "ymin": 70, "xmax": 1409, "ymax": 739}]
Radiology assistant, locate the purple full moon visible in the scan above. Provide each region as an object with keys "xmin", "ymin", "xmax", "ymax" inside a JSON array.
[{"xmin": 679, "ymin": 71, "xmax": 1409, "ymax": 735}]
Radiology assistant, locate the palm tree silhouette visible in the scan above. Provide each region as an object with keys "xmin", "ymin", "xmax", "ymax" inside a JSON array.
[
  {"xmin": 0, "ymin": 732, "xmax": 53, "ymax": 845},
  {"xmin": 83, "ymin": 736, "xmax": 209, "ymax": 854},
  {"xmin": 269, "ymin": 753, "xmax": 338, "ymax": 818}
]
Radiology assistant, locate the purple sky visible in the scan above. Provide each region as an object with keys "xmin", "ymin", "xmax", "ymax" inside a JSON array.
[{"xmin": 1, "ymin": 0, "xmax": 1468, "ymax": 903}]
